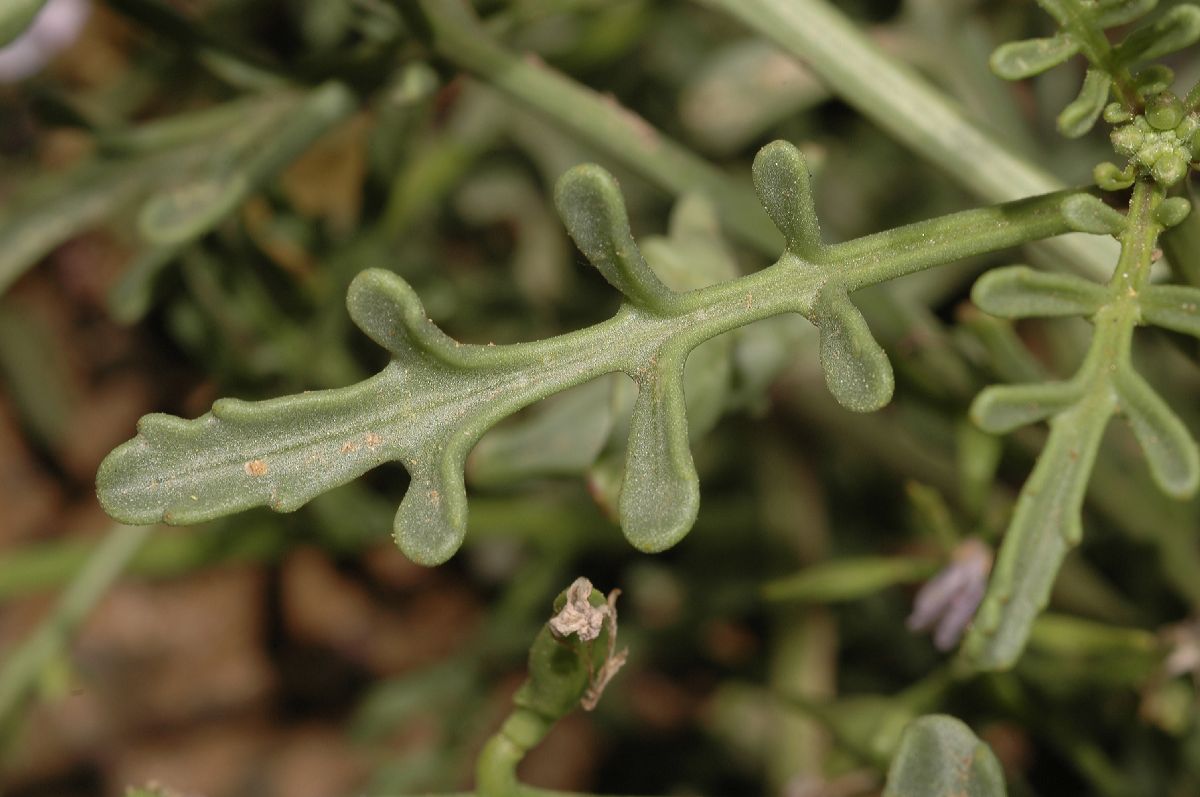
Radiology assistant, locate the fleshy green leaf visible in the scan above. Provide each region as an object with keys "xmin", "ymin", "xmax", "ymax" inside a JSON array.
[
  {"xmin": 1154, "ymin": 197, "xmax": 1192, "ymax": 228},
  {"xmin": 1057, "ymin": 70, "xmax": 1113, "ymax": 138},
  {"xmin": 393, "ymin": 441, "xmax": 472, "ymax": 566},
  {"xmin": 989, "ymin": 34, "xmax": 1080, "ymax": 80},
  {"xmin": 1095, "ymin": 0, "xmax": 1160, "ymax": 28},
  {"xmin": 0, "ymin": 0, "xmax": 46, "ymax": 46},
  {"xmin": 555, "ymin": 164, "xmax": 675, "ymax": 312},
  {"xmin": 813, "ymin": 285, "xmax": 893, "ymax": 412},
  {"xmin": 751, "ymin": 140, "xmax": 822, "ymax": 257},
  {"xmin": 1061, "ymin": 194, "xmax": 1127, "ymax": 236},
  {"xmin": 1115, "ymin": 5, "xmax": 1200, "ymax": 65},
  {"xmin": 882, "ymin": 715, "xmax": 1007, "ymax": 797},
  {"xmin": 1140, "ymin": 283, "xmax": 1200, "ymax": 337},
  {"xmin": 1114, "ymin": 365, "xmax": 1200, "ymax": 498},
  {"xmin": 970, "ymin": 380, "xmax": 1084, "ymax": 433},
  {"xmin": 971, "ymin": 265, "xmax": 1109, "ymax": 319},
  {"xmin": 619, "ymin": 358, "xmax": 700, "ymax": 552}
]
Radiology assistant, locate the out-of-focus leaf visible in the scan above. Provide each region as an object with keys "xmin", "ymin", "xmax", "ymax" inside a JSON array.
[
  {"xmin": 882, "ymin": 715, "xmax": 1007, "ymax": 797},
  {"xmin": 468, "ymin": 377, "xmax": 615, "ymax": 487},
  {"xmin": 680, "ymin": 39, "xmax": 827, "ymax": 154},
  {"xmin": 763, "ymin": 556, "xmax": 939, "ymax": 603}
]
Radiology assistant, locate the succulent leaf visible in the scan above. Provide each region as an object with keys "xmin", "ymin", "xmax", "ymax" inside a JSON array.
[
  {"xmin": 972, "ymin": 265, "xmax": 1108, "ymax": 319},
  {"xmin": 1115, "ymin": 5, "xmax": 1200, "ymax": 65},
  {"xmin": 1095, "ymin": 0, "xmax": 1160, "ymax": 29},
  {"xmin": 1061, "ymin": 194, "xmax": 1127, "ymax": 235},
  {"xmin": 1114, "ymin": 365, "xmax": 1200, "ymax": 498},
  {"xmin": 990, "ymin": 34, "xmax": 1080, "ymax": 80},
  {"xmin": 619, "ymin": 357, "xmax": 700, "ymax": 553},
  {"xmin": 1154, "ymin": 197, "xmax": 1192, "ymax": 228},
  {"xmin": 970, "ymin": 380, "xmax": 1084, "ymax": 434},
  {"xmin": 813, "ymin": 285, "xmax": 894, "ymax": 413},
  {"xmin": 1057, "ymin": 70, "xmax": 1113, "ymax": 138},
  {"xmin": 555, "ymin": 164, "xmax": 676, "ymax": 313},
  {"xmin": 882, "ymin": 715, "xmax": 1007, "ymax": 797},
  {"xmin": 751, "ymin": 140, "xmax": 823, "ymax": 257},
  {"xmin": 1139, "ymin": 283, "xmax": 1200, "ymax": 336},
  {"xmin": 394, "ymin": 442, "xmax": 473, "ymax": 565}
]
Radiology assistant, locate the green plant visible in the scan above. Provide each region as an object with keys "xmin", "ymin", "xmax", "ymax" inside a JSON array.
[{"xmin": 4, "ymin": 0, "xmax": 1200, "ymax": 793}]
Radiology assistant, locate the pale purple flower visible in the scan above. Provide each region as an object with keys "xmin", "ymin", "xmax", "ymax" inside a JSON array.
[
  {"xmin": 0, "ymin": 0, "xmax": 92, "ymax": 83},
  {"xmin": 907, "ymin": 538, "xmax": 993, "ymax": 651}
]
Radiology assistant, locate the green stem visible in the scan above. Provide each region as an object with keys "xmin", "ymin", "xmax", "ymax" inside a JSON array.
[
  {"xmin": 694, "ymin": 0, "xmax": 1119, "ymax": 280},
  {"xmin": 476, "ymin": 709, "xmax": 555, "ymax": 797},
  {"xmin": 408, "ymin": 0, "xmax": 783, "ymax": 254},
  {"xmin": 1042, "ymin": 0, "xmax": 1140, "ymax": 110},
  {"xmin": 0, "ymin": 525, "xmax": 151, "ymax": 741}
]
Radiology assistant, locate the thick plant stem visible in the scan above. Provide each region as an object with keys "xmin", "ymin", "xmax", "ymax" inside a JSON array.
[
  {"xmin": 0, "ymin": 524, "xmax": 151, "ymax": 739},
  {"xmin": 695, "ymin": 0, "xmax": 1120, "ymax": 279}
]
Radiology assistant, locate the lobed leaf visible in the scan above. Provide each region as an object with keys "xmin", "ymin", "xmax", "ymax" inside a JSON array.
[
  {"xmin": 1113, "ymin": 365, "xmax": 1200, "ymax": 498},
  {"xmin": 813, "ymin": 286, "xmax": 894, "ymax": 413},
  {"xmin": 1114, "ymin": 5, "xmax": 1200, "ymax": 65},
  {"xmin": 751, "ymin": 140, "xmax": 823, "ymax": 257},
  {"xmin": 963, "ymin": 397, "xmax": 1113, "ymax": 669},
  {"xmin": 970, "ymin": 380, "xmax": 1084, "ymax": 434},
  {"xmin": 619, "ymin": 357, "xmax": 700, "ymax": 553},
  {"xmin": 971, "ymin": 265, "xmax": 1109, "ymax": 319},
  {"xmin": 1139, "ymin": 283, "xmax": 1200, "ymax": 337},
  {"xmin": 95, "ymin": 373, "xmax": 408, "ymax": 527},
  {"xmin": 882, "ymin": 715, "xmax": 1007, "ymax": 797},
  {"xmin": 989, "ymin": 34, "xmax": 1080, "ymax": 80},
  {"xmin": 555, "ymin": 165, "xmax": 676, "ymax": 313},
  {"xmin": 1057, "ymin": 70, "xmax": 1113, "ymax": 138}
]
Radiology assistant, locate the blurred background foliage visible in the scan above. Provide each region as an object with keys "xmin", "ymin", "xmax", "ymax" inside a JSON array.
[{"xmin": 1, "ymin": 0, "xmax": 1200, "ymax": 795}]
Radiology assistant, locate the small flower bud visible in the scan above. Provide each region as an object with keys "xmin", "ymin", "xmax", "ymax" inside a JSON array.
[
  {"xmin": 1147, "ymin": 92, "xmax": 1185, "ymax": 132},
  {"xmin": 1111, "ymin": 124, "xmax": 1144, "ymax": 157},
  {"xmin": 1152, "ymin": 153, "xmax": 1188, "ymax": 187}
]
